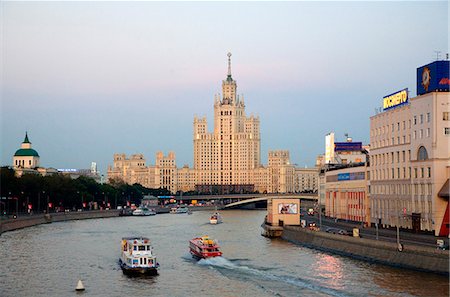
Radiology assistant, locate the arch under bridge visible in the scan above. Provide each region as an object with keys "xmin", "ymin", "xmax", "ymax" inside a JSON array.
[{"xmin": 222, "ymin": 194, "xmax": 317, "ymax": 209}]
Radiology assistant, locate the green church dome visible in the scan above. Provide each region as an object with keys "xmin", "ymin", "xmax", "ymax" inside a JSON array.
[{"xmin": 14, "ymin": 148, "xmax": 40, "ymax": 157}]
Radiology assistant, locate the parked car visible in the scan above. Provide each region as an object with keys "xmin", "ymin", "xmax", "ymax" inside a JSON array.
[{"xmin": 326, "ymin": 228, "xmax": 349, "ymax": 235}]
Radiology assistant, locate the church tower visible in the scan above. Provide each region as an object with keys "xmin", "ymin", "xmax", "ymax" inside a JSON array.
[{"xmin": 13, "ymin": 132, "xmax": 40, "ymax": 169}]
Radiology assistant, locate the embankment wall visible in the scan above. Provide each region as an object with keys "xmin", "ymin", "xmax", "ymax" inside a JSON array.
[
  {"xmin": 0, "ymin": 210, "xmax": 120, "ymax": 234},
  {"xmin": 282, "ymin": 225, "xmax": 449, "ymax": 275}
]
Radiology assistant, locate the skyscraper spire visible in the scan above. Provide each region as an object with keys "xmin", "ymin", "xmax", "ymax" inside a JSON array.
[{"xmin": 227, "ymin": 52, "xmax": 232, "ymax": 80}]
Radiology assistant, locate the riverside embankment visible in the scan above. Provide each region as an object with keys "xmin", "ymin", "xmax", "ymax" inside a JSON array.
[
  {"xmin": 0, "ymin": 205, "xmax": 218, "ymax": 234},
  {"xmin": 282, "ymin": 225, "xmax": 449, "ymax": 275},
  {"xmin": 0, "ymin": 210, "xmax": 120, "ymax": 234}
]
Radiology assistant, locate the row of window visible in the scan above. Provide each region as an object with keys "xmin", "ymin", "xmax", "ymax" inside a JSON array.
[{"xmin": 372, "ymin": 166, "xmax": 431, "ymax": 180}]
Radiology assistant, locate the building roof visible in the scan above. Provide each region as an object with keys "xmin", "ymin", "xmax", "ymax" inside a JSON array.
[
  {"xmin": 23, "ymin": 132, "xmax": 30, "ymax": 144},
  {"xmin": 14, "ymin": 148, "xmax": 40, "ymax": 157}
]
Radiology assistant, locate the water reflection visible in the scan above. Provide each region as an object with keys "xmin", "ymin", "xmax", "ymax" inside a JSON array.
[
  {"xmin": 313, "ymin": 254, "xmax": 345, "ymax": 290},
  {"xmin": 0, "ymin": 211, "xmax": 448, "ymax": 297}
]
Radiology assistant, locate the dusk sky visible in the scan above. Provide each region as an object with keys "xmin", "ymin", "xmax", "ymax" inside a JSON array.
[{"xmin": 1, "ymin": 1, "xmax": 448, "ymax": 174}]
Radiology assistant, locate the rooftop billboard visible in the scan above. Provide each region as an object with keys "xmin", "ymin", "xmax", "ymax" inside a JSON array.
[
  {"xmin": 383, "ymin": 88, "xmax": 408, "ymax": 111},
  {"xmin": 334, "ymin": 142, "xmax": 362, "ymax": 152},
  {"xmin": 417, "ymin": 60, "xmax": 449, "ymax": 96}
]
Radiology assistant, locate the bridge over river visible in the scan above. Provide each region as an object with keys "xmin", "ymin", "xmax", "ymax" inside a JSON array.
[{"xmin": 168, "ymin": 193, "xmax": 318, "ymax": 209}]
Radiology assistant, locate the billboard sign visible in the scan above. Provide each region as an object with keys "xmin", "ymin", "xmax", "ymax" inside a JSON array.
[
  {"xmin": 278, "ymin": 203, "xmax": 298, "ymax": 214},
  {"xmin": 337, "ymin": 173, "xmax": 350, "ymax": 181},
  {"xmin": 334, "ymin": 142, "xmax": 362, "ymax": 152},
  {"xmin": 417, "ymin": 60, "xmax": 450, "ymax": 95},
  {"xmin": 383, "ymin": 88, "xmax": 408, "ymax": 111}
]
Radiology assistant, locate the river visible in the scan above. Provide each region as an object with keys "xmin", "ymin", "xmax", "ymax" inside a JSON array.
[{"xmin": 0, "ymin": 210, "xmax": 448, "ymax": 297}]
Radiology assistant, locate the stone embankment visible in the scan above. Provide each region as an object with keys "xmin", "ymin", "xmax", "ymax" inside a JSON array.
[
  {"xmin": 0, "ymin": 206, "xmax": 219, "ymax": 234},
  {"xmin": 0, "ymin": 210, "xmax": 120, "ymax": 234},
  {"xmin": 282, "ymin": 225, "xmax": 449, "ymax": 275}
]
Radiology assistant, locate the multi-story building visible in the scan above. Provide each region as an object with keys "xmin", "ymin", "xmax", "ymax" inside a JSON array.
[
  {"xmin": 294, "ymin": 167, "xmax": 319, "ymax": 193},
  {"xmin": 193, "ymin": 52, "xmax": 260, "ymax": 189},
  {"xmin": 324, "ymin": 164, "xmax": 370, "ymax": 224},
  {"xmin": 107, "ymin": 54, "xmax": 310, "ymax": 195},
  {"xmin": 370, "ymin": 60, "xmax": 449, "ymax": 236}
]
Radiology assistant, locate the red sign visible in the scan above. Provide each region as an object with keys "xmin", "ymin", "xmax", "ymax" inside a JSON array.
[
  {"xmin": 82, "ymin": 202, "xmax": 87, "ymax": 208},
  {"xmin": 48, "ymin": 202, "xmax": 53, "ymax": 208}
]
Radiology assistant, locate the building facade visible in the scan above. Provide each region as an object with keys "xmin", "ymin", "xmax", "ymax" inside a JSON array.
[
  {"xmin": 370, "ymin": 60, "xmax": 450, "ymax": 236},
  {"xmin": 193, "ymin": 52, "xmax": 260, "ymax": 188},
  {"xmin": 13, "ymin": 132, "xmax": 40, "ymax": 172},
  {"xmin": 107, "ymin": 54, "xmax": 314, "ymax": 195},
  {"xmin": 325, "ymin": 164, "xmax": 370, "ymax": 224}
]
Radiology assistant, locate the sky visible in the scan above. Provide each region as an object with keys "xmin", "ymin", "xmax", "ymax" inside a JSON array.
[{"xmin": 1, "ymin": 1, "xmax": 448, "ymax": 174}]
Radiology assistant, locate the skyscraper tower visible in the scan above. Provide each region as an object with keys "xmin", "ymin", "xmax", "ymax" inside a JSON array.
[{"xmin": 193, "ymin": 53, "xmax": 260, "ymax": 189}]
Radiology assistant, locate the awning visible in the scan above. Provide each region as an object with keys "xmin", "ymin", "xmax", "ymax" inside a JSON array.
[{"xmin": 438, "ymin": 179, "xmax": 449, "ymax": 199}]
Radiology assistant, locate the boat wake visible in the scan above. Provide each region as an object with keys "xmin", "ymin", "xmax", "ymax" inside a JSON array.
[{"xmin": 197, "ymin": 257, "xmax": 353, "ymax": 297}]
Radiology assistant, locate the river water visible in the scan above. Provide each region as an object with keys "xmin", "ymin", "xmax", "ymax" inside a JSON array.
[{"xmin": 0, "ymin": 210, "xmax": 448, "ymax": 297}]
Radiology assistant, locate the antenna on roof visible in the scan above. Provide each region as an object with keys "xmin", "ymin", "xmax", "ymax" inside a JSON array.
[{"xmin": 434, "ymin": 50, "xmax": 441, "ymax": 61}]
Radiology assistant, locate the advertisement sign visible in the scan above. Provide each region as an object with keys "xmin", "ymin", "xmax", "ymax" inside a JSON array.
[
  {"xmin": 334, "ymin": 142, "xmax": 362, "ymax": 152},
  {"xmin": 417, "ymin": 60, "xmax": 450, "ymax": 95},
  {"xmin": 278, "ymin": 203, "xmax": 298, "ymax": 214},
  {"xmin": 337, "ymin": 173, "xmax": 350, "ymax": 181},
  {"xmin": 383, "ymin": 88, "xmax": 408, "ymax": 111}
]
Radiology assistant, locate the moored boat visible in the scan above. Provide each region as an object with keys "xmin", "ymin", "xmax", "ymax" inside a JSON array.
[
  {"xmin": 133, "ymin": 207, "xmax": 156, "ymax": 216},
  {"xmin": 189, "ymin": 236, "xmax": 222, "ymax": 259},
  {"xmin": 170, "ymin": 206, "xmax": 189, "ymax": 214},
  {"xmin": 209, "ymin": 212, "xmax": 223, "ymax": 224},
  {"xmin": 119, "ymin": 237, "xmax": 159, "ymax": 275}
]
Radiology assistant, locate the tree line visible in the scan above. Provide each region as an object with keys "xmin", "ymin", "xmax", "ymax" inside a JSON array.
[{"xmin": 0, "ymin": 167, "xmax": 170, "ymax": 214}]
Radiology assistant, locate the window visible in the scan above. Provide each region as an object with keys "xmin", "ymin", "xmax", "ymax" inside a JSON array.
[
  {"xmin": 426, "ymin": 128, "xmax": 430, "ymax": 137},
  {"xmin": 443, "ymin": 112, "xmax": 449, "ymax": 121},
  {"xmin": 414, "ymin": 116, "xmax": 417, "ymax": 125},
  {"xmin": 445, "ymin": 127, "xmax": 450, "ymax": 135},
  {"xmin": 397, "ymin": 122, "xmax": 400, "ymax": 130},
  {"xmin": 419, "ymin": 129, "xmax": 423, "ymax": 138},
  {"xmin": 428, "ymin": 167, "xmax": 431, "ymax": 178},
  {"xmin": 413, "ymin": 131, "xmax": 416, "ymax": 139},
  {"xmin": 420, "ymin": 114, "xmax": 423, "ymax": 124},
  {"xmin": 418, "ymin": 146, "xmax": 428, "ymax": 160},
  {"xmin": 427, "ymin": 112, "xmax": 431, "ymax": 122}
]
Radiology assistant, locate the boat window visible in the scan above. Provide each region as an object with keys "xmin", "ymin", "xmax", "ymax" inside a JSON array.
[
  {"xmin": 133, "ymin": 245, "xmax": 137, "ymax": 251},
  {"xmin": 143, "ymin": 258, "xmax": 147, "ymax": 265},
  {"xmin": 146, "ymin": 245, "xmax": 150, "ymax": 250},
  {"xmin": 138, "ymin": 245, "xmax": 146, "ymax": 251}
]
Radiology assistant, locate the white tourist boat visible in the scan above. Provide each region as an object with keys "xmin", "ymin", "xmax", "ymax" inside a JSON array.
[
  {"xmin": 209, "ymin": 212, "xmax": 223, "ymax": 224},
  {"xmin": 170, "ymin": 206, "xmax": 189, "ymax": 214},
  {"xmin": 119, "ymin": 237, "xmax": 159, "ymax": 275},
  {"xmin": 132, "ymin": 207, "xmax": 156, "ymax": 216}
]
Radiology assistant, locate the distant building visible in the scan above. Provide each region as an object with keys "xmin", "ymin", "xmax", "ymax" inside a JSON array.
[
  {"xmin": 294, "ymin": 166, "xmax": 319, "ymax": 193},
  {"xmin": 107, "ymin": 54, "xmax": 312, "ymax": 195},
  {"xmin": 325, "ymin": 132, "xmax": 368, "ymax": 165},
  {"xmin": 370, "ymin": 60, "xmax": 449, "ymax": 236},
  {"xmin": 13, "ymin": 132, "xmax": 40, "ymax": 173}
]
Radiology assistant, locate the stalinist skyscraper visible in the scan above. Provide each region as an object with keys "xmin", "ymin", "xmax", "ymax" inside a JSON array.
[
  {"xmin": 193, "ymin": 53, "xmax": 261, "ymax": 191},
  {"xmin": 109, "ymin": 54, "xmax": 305, "ymax": 194}
]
